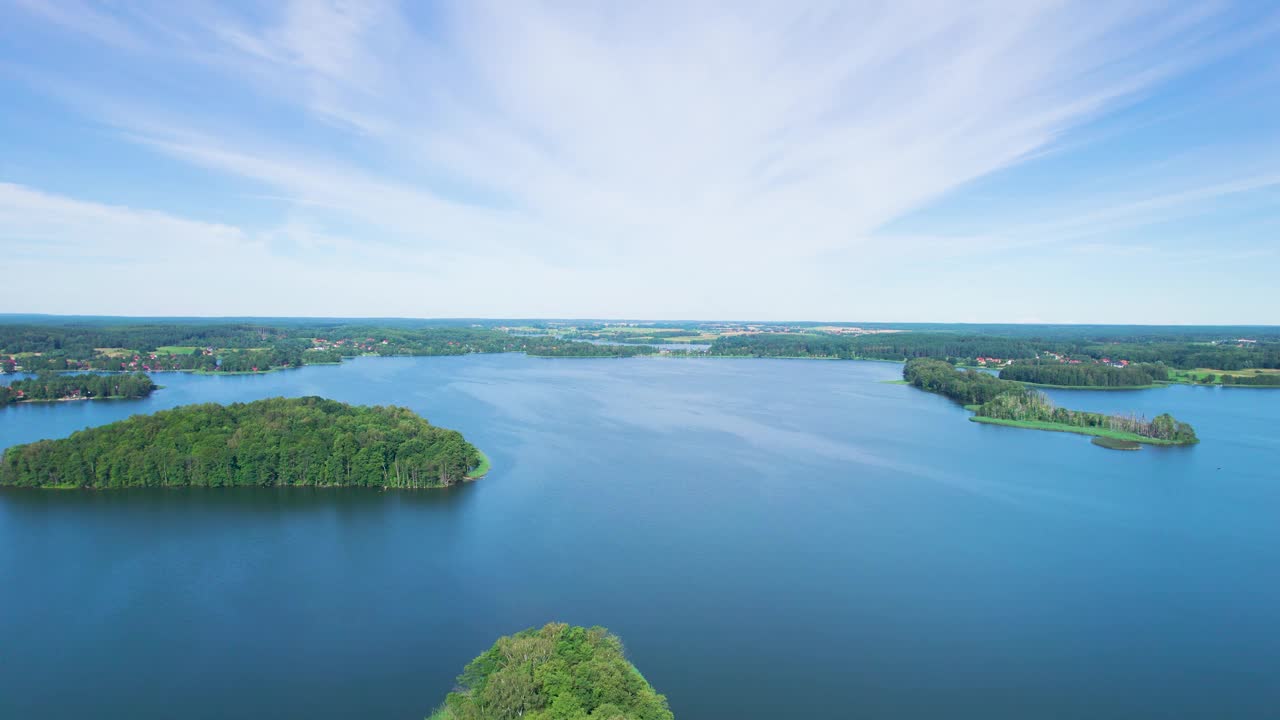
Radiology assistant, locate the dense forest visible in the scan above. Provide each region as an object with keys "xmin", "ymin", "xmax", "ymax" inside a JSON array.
[
  {"xmin": 902, "ymin": 358, "xmax": 1011, "ymax": 404},
  {"xmin": 1, "ymin": 373, "xmax": 156, "ymax": 404},
  {"xmin": 710, "ymin": 331, "xmax": 1280, "ymax": 374},
  {"xmin": 429, "ymin": 623, "xmax": 674, "ymax": 720},
  {"xmin": 999, "ymin": 362, "xmax": 1168, "ymax": 387},
  {"xmin": 903, "ymin": 359, "xmax": 1197, "ymax": 444},
  {"xmin": 0, "ymin": 397, "xmax": 482, "ymax": 489},
  {"xmin": 1069, "ymin": 341, "xmax": 1280, "ymax": 371},
  {"xmin": 710, "ymin": 332, "xmax": 1043, "ymax": 362},
  {"xmin": 0, "ymin": 322, "xmax": 654, "ymax": 374}
]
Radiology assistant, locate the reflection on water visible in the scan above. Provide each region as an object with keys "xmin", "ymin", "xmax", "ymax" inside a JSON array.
[{"xmin": 3, "ymin": 354, "xmax": 1279, "ymax": 720}]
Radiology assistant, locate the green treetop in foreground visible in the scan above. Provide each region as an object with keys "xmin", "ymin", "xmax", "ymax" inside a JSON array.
[
  {"xmin": 0, "ymin": 396, "xmax": 483, "ymax": 489},
  {"xmin": 904, "ymin": 359, "xmax": 1198, "ymax": 445},
  {"xmin": 430, "ymin": 623, "xmax": 674, "ymax": 720}
]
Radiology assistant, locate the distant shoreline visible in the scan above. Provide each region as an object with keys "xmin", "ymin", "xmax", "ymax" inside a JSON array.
[
  {"xmin": 1011, "ymin": 380, "xmax": 1164, "ymax": 390},
  {"xmin": 8, "ymin": 394, "xmax": 141, "ymax": 405}
]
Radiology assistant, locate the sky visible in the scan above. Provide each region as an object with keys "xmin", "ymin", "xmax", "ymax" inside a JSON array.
[{"xmin": 1, "ymin": 1, "xmax": 1278, "ymax": 324}]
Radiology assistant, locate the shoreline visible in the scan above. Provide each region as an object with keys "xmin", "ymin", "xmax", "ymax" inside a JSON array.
[
  {"xmin": 4, "ymin": 394, "xmax": 152, "ymax": 406},
  {"xmin": 17, "ymin": 451, "xmax": 491, "ymax": 491},
  {"xmin": 968, "ymin": 416, "xmax": 1192, "ymax": 446},
  {"xmin": 1011, "ymin": 381, "xmax": 1164, "ymax": 391}
]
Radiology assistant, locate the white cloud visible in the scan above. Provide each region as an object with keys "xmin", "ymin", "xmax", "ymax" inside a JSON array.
[
  {"xmin": 2, "ymin": 0, "xmax": 1278, "ymax": 320},
  {"xmin": 0, "ymin": 182, "xmax": 250, "ymax": 261}
]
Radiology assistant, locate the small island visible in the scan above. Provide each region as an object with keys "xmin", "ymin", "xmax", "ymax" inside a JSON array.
[
  {"xmin": 1, "ymin": 372, "xmax": 156, "ymax": 406},
  {"xmin": 0, "ymin": 396, "xmax": 485, "ymax": 489},
  {"xmin": 904, "ymin": 359, "xmax": 1198, "ymax": 446},
  {"xmin": 428, "ymin": 623, "xmax": 674, "ymax": 720}
]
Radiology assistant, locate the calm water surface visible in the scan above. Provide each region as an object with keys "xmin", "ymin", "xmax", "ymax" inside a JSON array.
[{"xmin": 2, "ymin": 356, "xmax": 1278, "ymax": 719}]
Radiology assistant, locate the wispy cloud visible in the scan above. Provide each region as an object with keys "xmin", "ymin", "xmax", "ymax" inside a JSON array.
[{"xmin": 2, "ymin": 0, "xmax": 1278, "ymax": 320}]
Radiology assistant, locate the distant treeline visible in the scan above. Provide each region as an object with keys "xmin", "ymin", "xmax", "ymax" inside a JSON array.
[
  {"xmin": 1071, "ymin": 342, "xmax": 1280, "ymax": 372},
  {"xmin": 904, "ymin": 359, "xmax": 1197, "ymax": 444},
  {"xmin": 0, "ymin": 323, "xmax": 655, "ymax": 373},
  {"xmin": 0, "ymin": 397, "xmax": 481, "ymax": 489},
  {"xmin": 1, "ymin": 373, "xmax": 156, "ymax": 405},
  {"xmin": 1220, "ymin": 373, "xmax": 1280, "ymax": 386},
  {"xmin": 999, "ymin": 362, "xmax": 1168, "ymax": 387},
  {"xmin": 710, "ymin": 332, "xmax": 1042, "ymax": 361},
  {"xmin": 708, "ymin": 331, "xmax": 1279, "ymax": 372},
  {"xmin": 4, "ymin": 321, "xmax": 1277, "ymax": 374}
]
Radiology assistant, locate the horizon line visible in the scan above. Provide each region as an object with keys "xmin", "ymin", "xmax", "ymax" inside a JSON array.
[{"xmin": 1, "ymin": 313, "xmax": 1277, "ymax": 329}]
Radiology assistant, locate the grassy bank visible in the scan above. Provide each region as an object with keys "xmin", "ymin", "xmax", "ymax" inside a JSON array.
[
  {"xmin": 466, "ymin": 450, "xmax": 492, "ymax": 480},
  {"xmin": 969, "ymin": 416, "xmax": 1189, "ymax": 445},
  {"xmin": 1092, "ymin": 436, "xmax": 1141, "ymax": 451}
]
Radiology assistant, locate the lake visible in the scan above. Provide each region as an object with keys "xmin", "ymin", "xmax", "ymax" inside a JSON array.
[{"xmin": 2, "ymin": 355, "xmax": 1278, "ymax": 719}]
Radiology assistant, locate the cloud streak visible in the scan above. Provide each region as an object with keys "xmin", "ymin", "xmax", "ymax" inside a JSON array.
[{"xmin": 2, "ymin": 0, "xmax": 1278, "ymax": 320}]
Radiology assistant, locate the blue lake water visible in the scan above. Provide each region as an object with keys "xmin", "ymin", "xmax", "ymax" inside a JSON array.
[{"xmin": 2, "ymin": 355, "xmax": 1278, "ymax": 719}]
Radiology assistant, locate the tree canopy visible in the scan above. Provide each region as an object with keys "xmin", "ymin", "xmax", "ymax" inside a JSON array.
[
  {"xmin": 0, "ymin": 322, "xmax": 656, "ymax": 374},
  {"xmin": 903, "ymin": 359, "xmax": 1197, "ymax": 444},
  {"xmin": 2, "ymin": 372, "xmax": 156, "ymax": 404},
  {"xmin": 998, "ymin": 362, "xmax": 1167, "ymax": 387},
  {"xmin": 706, "ymin": 329, "xmax": 1280, "ymax": 373},
  {"xmin": 430, "ymin": 623, "xmax": 674, "ymax": 720},
  {"xmin": 0, "ymin": 396, "xmax": 482, "ymax": 489}
]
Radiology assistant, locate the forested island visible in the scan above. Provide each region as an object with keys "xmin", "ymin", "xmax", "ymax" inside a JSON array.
[
  {"xmin": 428, "ymin": 623, "xmax": 674, "ymax": 720},
  {"xmin": 1, "ymin": 372, "xmax": 156, "ymax": 405},
  {"xmin": 0, "ymin": 397, "xmax": 484, "ymax": 489},
  {"xmin": 903, "ymin": 359, "xmax": 1198, "ymax": 446}
]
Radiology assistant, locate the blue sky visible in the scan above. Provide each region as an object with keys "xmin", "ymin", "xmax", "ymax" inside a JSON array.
[{"xmin": 1, "ymin": 1, "xmax": 1277, "ymax": 323}]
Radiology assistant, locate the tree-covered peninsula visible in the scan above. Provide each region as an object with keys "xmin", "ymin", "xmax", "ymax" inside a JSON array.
[
  {"xmin": 428, "ymin": 623, "xmax": 674, "ymax": 720},
  {"xmin": 0, "ymin": 397, "xmax": 484, "ymax": 489},
  {"xmin": 998, "ymin": 362, "xmax": 1167, "ymax": 388},
  {"xmin": 904, "ymin": 359, "xmax": 1198, "ymax": 445},
  {"xmin": 1, "ymin": 372, "xmax": 156, "ymax": 405}
]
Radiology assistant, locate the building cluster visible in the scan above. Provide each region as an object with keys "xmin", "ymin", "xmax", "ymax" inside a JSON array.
[
  {"xmin": 309, "ymin": 337, "xmax": 389, "ymax": 353},
  {"xmin": 1035, "ymin": 351, "xmax": 1128, "ymax": 368}
]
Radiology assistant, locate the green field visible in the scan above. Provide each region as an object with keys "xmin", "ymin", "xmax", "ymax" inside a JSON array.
[
  {"xmin": 969, "ymin": 416, "xmax": 1188, "ymax": 445},
  {"xmin": 1166, "ymin": 367, "xmax": 1280, "ymax": 385},
  {"xmin": 661, "ymin": 333, "xmax": 719, "ymax": 342},
  {"xmin": 154, "ymin": 346, "xmax": 199, "ymax": 354}
]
